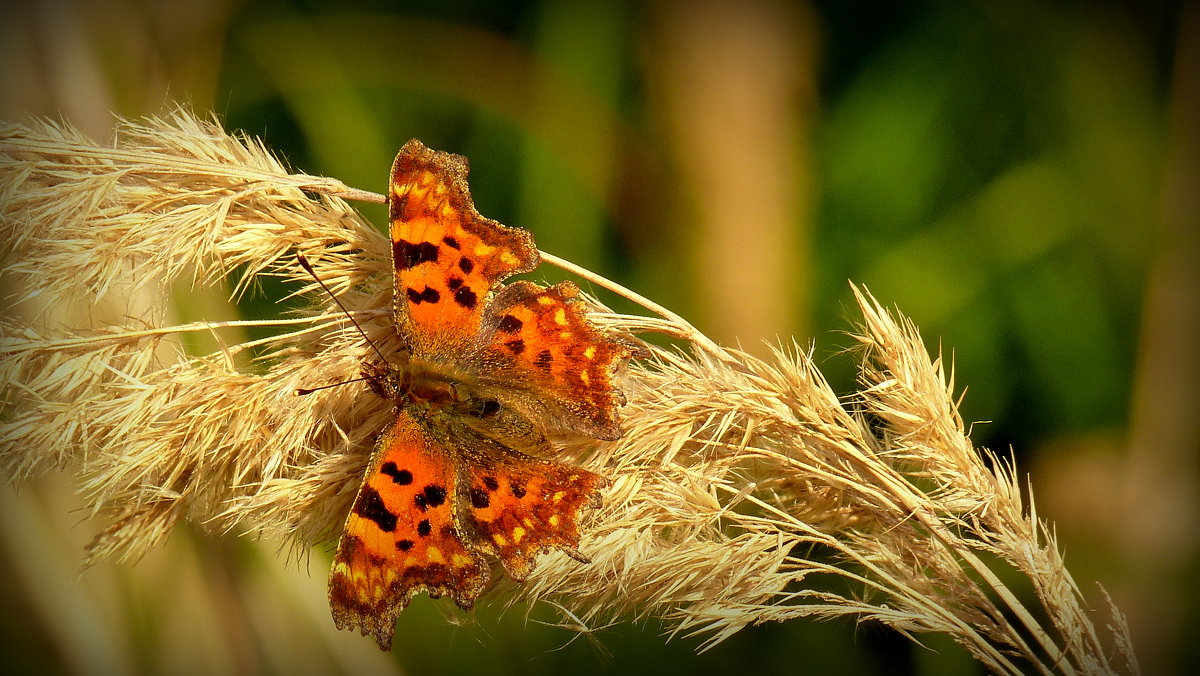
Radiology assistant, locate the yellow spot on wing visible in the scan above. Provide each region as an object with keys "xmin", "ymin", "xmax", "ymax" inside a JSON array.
[
  {"xmin": 548, "ymin": 514, "xmax": 560, "ymax": 527},
  {"xmin": 552, "ymin": 491, "xmax": 566, "ymax": 502},
  {"xmin": 427, "ymin": 546, "xmax": 445, "ymax": 564},
  {"xmin": 511, "ymin": 526, "xmax": 526, "ymax": 543},
  {"xmin": 475, "ymin": 243, "xmax": 496, "ymax": 256},
  {"xmin": 580, "ymin": 371, "xmax": 590, "ymax": 385},
  {"xmin": 537, "ymin": 296, "xmax": 555, "ymax": 306},
  {"xmin": 493, "ymin": 533, "xmax": 509, "ymax": 547},
  {"xmin": 584, "ymin": 346, "xmax": 596, "ymax": 359},
  {"xmin": 554, "ymin": 308, "xmax": 567, "ymax": 325}
]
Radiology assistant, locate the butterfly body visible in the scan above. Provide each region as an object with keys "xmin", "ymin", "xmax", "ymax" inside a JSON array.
[{"xmin": 327, "ymin": 140, "xmax": 632, "ymax": 650}]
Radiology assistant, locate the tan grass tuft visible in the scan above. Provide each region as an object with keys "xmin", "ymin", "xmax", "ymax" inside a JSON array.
[{"xmin": 0, "ymin": 111, "xmax": 1138, "ymax": 674}]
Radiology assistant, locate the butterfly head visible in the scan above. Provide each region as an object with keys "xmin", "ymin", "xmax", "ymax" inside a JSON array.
[{"xmin": 363, "ymin": 357, "xmax": 493, "ymax": 415}]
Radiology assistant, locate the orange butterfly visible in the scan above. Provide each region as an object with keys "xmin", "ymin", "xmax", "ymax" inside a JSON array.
[{"xmin": 327, "ymin": 140, "xmax": 632, "ymax": 650}]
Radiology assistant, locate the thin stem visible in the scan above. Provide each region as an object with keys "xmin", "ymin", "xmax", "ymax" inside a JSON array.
[
  {"xmin": 1, "ymin": 133, "xmax": 382, "ymax": 206},
  {"xmin": 327, "ymin": 185, "xmax": 384, "ymax": 204},
  {"xmin": 0, "ymin": 315, "xmax": 336, "ymax": 353},
  {"xmin": 292, "ymin": 176, "xmax": 384, "ymax": 204},
  {"xmin": 537, "ymin": 251, "xmax": 733, "ymax": 365}
]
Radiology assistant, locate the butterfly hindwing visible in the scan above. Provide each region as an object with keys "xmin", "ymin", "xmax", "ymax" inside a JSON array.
[
  {"xmin": 484, "ymin": 280, "xmax": 631, "ymax": 440},
  {"xmin": 461, "ymin": 448, "xmax": 609, "ymax": 581}
]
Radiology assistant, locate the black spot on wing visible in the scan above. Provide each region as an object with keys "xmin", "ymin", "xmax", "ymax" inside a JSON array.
[
  {"xmin": 407, "ymin": 286, "xmax": 441, "ymax": 304},
  {"xmin": 505, "ymin": 339, "xmax": 525, "ymax": 355},
  {"xmin": 458, "ymin": 256, "xmax": 474, "ymax": 274},
  {"xmin": 353, "ymin": 485, "xmax": 397, "ymax": 532},
  {"xmin": 442, "ymin": 235, "xmax": 460, "ymax": 250},
  {"xmin": 470, "ymin": 487, "xmax": 490, "ymax": 509},
  {"xmin": 534, "ymin": 349, "xmax": 553, "ymax": 372},
  {"xmin": 483, "ymin": 476, "xmax": 500, "ymax": 492},
  {"xmin": 423, "ymin": 485, "xmax": 447, "ymax": 508},
  {"xmin": 395, "ymin": 240, "xmax": 439, "ymax": 270},
  {"xmin": 417, "ymin": 519, "xmax": 432, "ymax": 537},
  {"xmin": 497, "ymin": 314, "xmax": 522, "ymax": 333},
  {"xmin": 397, "ymin": 539, "xmax": 414, "ymax": 552},
  {"xmin": 381, "ymin": 462, "xmax": 413, "ymax": 485},
  {"xmin": 454, "ymin": 285, "xmax": 478, "ymax": 309}
]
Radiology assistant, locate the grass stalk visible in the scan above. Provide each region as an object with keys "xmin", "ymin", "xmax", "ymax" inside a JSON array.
[{"xmin": 0, "ymin": 111, "xmax": 1139, "ymax": 674}]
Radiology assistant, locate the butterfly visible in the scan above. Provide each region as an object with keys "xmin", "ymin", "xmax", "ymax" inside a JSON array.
[{"xmin": 326, "ymin": 140, "xmax": 632, "ymax": 650}]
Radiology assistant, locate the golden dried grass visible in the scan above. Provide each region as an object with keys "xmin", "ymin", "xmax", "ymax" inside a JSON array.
[{"xmin": 0, "ymin": 111, "xmax": 1138, "ymax": 674}]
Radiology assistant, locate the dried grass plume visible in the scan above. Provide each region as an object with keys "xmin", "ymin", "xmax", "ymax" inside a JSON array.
[{"xmin": 0, "ymin": 111, "xmax": 1138, "ymax": 674}]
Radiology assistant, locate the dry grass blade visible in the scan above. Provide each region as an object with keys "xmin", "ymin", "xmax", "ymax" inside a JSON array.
[
  {"xmin": 0, "ymin": 111, "xmax": 1138, "ymax": 674},
  {"xmin": 1, "ymin": 110, "xmax": 393, "ymax": 563}
]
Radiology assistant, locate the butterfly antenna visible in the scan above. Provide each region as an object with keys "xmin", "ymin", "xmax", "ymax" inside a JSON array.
[
  {"xmin": 296, "ymin": 254, "xmax": 390, "ymax": 364},
  {"xmin": 296, "ymin": 375, "xmax": 372, "ymax": 396}
]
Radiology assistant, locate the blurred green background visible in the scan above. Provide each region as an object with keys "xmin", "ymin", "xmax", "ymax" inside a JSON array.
[{"xmin": 2, "ymin": 0, "xmax": 1195, "ymax": 674}]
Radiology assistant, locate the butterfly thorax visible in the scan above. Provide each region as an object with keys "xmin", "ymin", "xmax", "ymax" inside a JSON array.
[
  {"xmin": 363, "ymin": 356, "xmax": 515, "ymax": 432},
  {"xmin": 364, "ymin": 357, "xmax": 458, "ymax": 404}
]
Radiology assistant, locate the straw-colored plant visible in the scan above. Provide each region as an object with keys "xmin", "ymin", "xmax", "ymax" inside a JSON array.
[{"xmin": 0, "ymin": 111, "xmax": 1139, "ymax": 675}]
